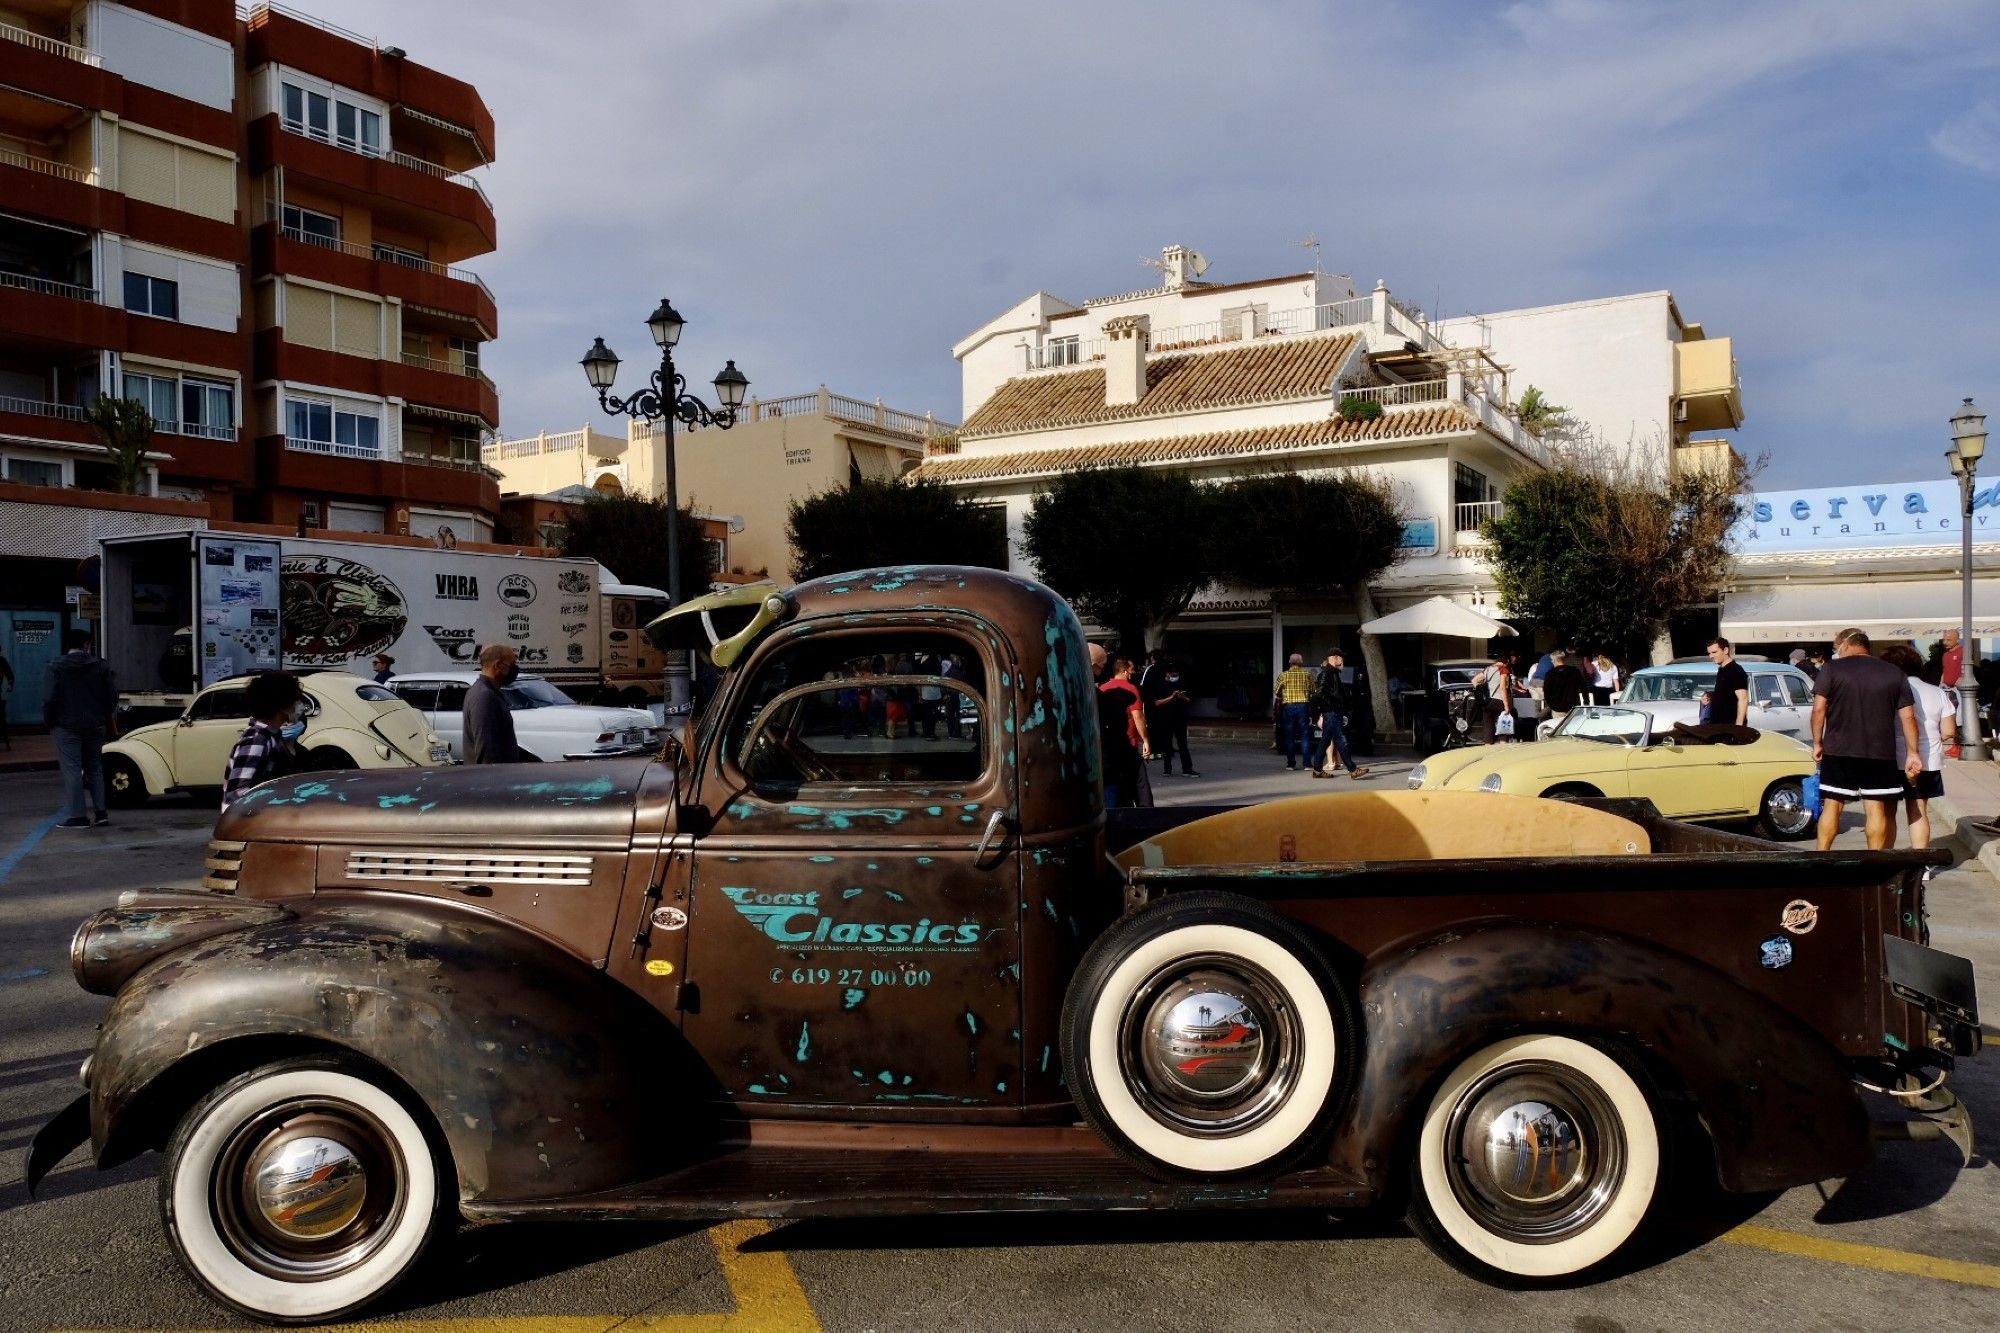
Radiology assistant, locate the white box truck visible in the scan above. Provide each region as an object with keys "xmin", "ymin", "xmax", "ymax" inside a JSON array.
[{"xmin": 98, "ymin": 530, "xmax": 660, "ymax": 713}]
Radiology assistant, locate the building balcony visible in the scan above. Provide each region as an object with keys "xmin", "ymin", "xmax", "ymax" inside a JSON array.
[
  {"xmin": 252, "ymin": 221, "xmax": 497, "ymax": 336},
  {"xmin": 255, "ymin": 431, "xmax": 500, "ymax": 513},
  {"xmin": 0, "ymin": 272, "xmax": 117, "ymax": 350},
  {"xmin": 250, "ymin": 115, "xmax": 496, "ymax": 256},
  {"xmin": 244, "ymin": 3, "xmax": 496, "ymax": 165},
  {"xmin": 256, "ymin": 331, "xmax": 498, "ymax": 427},
  {"xmin": 1674, "ymin": 336, "xmax": 1742, "ymax": 433},
  {"xmin": 397, "ymin": 350, "xmax": 499, "ymax": 423},
  {"xmin": 0, "ymin": 393, "xmax": 93, "ymax": 446},
  {"xmin": 0, "ymin": 20, "xmax": 118, "ymax": 115}
]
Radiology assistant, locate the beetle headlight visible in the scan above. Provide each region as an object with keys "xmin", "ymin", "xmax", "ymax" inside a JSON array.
[
  {"xmin": 1479, "ymin": 772, "xmax": 1504, "ymax": 793},
  {"xmin": 1407, "ymin": 763, "xmax": 1428, "ymax": 790}
]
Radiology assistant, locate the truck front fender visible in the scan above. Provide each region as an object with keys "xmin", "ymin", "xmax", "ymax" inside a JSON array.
[
  {"xmin": 1342, "ymin": 923, "xmax": 1870, "ymax": 1194},
  {"xmin": 91, "ymin": 895, "xmax": 706, "ymax": 1206}
]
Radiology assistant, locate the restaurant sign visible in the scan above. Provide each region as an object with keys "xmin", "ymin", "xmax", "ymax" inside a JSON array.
[{"xmin": 1731, "ymin": 479, "xmax": 2000, "ymax": 554}]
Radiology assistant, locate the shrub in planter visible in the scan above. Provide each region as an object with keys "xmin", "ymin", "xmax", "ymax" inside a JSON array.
[{"xmin": 1337, "ymin": 394, "xmax": 1384, "ymax": 422}]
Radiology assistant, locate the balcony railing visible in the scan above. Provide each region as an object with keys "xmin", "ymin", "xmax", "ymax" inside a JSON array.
[
  {"xmin": 276, "ymin": 119, "xmax": 492, "ymax": 207},
  {"xmin": 1337, "ymin": 380, "xmax": 1449, "ymax": 409},
  {"xmin": 285, "ymin": 434, "xmax": 380, "ymax": 460},
  {"xmin": 0, "ymin": 270, "xmax": 98, "ymax": 302},
  {"xmin": 1151, "ymin": 299, "xmax": 1378, "ymax": 351},
  {"xmin": 0, "ymin": 18, "xmax": 101, "ymax": 66},
  {"xmin": 400, "ymin": 350, "xmax": 498, "ymax": 392},
  {"xmin": 402, "ymin": 449, "xmax": 484, "ymax": 472},
  {"xmin": 275, "ymin": 226, "xmax": 494, "ymax": 300},
  {"xmin": 0, "ymin": 145, "xmax": 93, "ymax": 184},
  {"xmin": 740, "ymin": 387, "xmax": 955, "ymax": 439},
  {"xmin": 1455, "ymin": 499, "xmax": 1504, "ymax": 532},
  {"xmin": 487, "ymin": 428, "xmax": 590, "ymax": 460},
  {"xmin": 0, "ymin": 394, "xmax": 87, "ymax": 422},
  {"xmin": 1024, "ymin": 337, "xmax": 1106, "ymax": 370}
]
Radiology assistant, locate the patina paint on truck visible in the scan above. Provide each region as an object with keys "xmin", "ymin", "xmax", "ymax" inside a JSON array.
[{"xmin": 27, "ymin": 567, "xmax": 1980, "ymax": 1325}]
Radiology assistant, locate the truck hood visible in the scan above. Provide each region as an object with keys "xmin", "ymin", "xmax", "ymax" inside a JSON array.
[{"xmin": 219, "ymin": 758, "xmax": 657, "ymax": 844}]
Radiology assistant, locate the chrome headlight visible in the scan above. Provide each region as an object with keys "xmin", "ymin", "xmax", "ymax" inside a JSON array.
[
  {"xmin": 1407, "ymin": 763, "xmax": 1428, "ymax": 790},
  {"xmin": 1479, "ymin": 772, "xmax": 1504, "ymax": 793}
]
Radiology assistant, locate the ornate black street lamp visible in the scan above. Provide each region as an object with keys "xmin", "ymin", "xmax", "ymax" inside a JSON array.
[
  {"xmin": 582, "ymin": 298, "xmax": 748, "ymax": 712},
  {"xmin": 1946, "ymin": 396, "xmax": 1988, "ymax": 761}
]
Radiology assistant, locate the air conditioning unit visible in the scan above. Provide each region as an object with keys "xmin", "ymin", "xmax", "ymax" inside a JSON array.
[{"xmin": 1673, "ymin": 400, "xmax": 1689, "ymax": 423}]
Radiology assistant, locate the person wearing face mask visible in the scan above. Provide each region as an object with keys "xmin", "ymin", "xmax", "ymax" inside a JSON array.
[
  {"xmin": 221, "ymin": 671, "xmax": 307, "ymax": 808},
  {"xmin": 463, "ymin": 642, "xmax": 521, "ymax": 764},
  {"xmin": 1144, "ymin": 657, "xmax": 1198, "ymax": 776}
]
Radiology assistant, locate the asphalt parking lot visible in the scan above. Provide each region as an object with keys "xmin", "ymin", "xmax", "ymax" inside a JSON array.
[{"xmin": 1, "ymin": 751, "xmax": 1996, "ymax": 1332}]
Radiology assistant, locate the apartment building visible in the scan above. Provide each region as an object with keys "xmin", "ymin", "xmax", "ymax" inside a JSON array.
[
  {"xmin": 487, "ymin": 388, "xmax": 956, "ymax": 580},
  {"xmin": 921, "ymin": 247, "xmax": 1741, "ymax": 711},
  {"xmin": 0, "ymin": 0, "xmax": 498, "ymax": 702}
]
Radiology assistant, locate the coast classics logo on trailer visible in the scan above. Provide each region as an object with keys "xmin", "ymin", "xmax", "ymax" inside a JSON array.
[
  {"xmin": 720, "ymin": 887, "xmax": 982, "ymax": 953},
  {"xmin": 423, "ymin": 625, "xmax": 479, "ymax": 661}
]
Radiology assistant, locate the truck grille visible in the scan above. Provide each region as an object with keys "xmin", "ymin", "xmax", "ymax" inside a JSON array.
[
  {"xmin": 344, "ymin": 850, "xmax": 595, "ymax": 886},
  {"xmin": 203, "ymin": 840, "xmax": 247, "ymax": 894}
]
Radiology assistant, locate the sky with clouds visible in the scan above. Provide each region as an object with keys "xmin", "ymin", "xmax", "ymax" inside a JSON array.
[{"xmin": 327, "ymin": 0, "xmax": 2000, "ymax": 490}]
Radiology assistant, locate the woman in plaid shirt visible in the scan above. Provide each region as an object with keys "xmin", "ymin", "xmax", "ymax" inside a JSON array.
[{"xmin": 222, "ymin": 672, "xmax": 307, "ymax": 808}]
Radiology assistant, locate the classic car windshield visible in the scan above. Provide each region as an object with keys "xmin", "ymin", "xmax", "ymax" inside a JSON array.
[
  {"xmin": 1622, "ymin": 671, "xmax": 1712, "ymax": 703},
  {"xmin": 1553, "ymin": 706, "xmax": 1653, "ymax": 744},
  {"xmin": 502, "ymin": 678, "xmax": 575, "ymax": 709}
]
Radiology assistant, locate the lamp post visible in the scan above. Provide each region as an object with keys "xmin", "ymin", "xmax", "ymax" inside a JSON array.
[
  {"xmin": 582, "ymin": 298, "xmax": 749, "ymax": 714},
  {"xmin": 1946, "ymin": 396, "xmax": 1988, "ymax": 761}
]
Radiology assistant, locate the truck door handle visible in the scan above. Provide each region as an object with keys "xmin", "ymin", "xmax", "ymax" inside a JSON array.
[{"xmin": 974, "ymin": 808, "xmax": 1010, "ymax": 864}]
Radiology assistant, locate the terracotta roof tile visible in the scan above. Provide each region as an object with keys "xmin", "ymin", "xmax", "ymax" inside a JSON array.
[
  {"xmin": 911, "ymin": 405, "xmax": 1477, "ymax": 485},
  {"xmin": 960, "ymin": 333, "xmax": 1360, "ymax": 438}
]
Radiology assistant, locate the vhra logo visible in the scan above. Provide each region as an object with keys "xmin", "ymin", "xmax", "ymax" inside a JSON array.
[{"xmin": 435, "ymin": 574, "xmax": 478, "ymax": 601}]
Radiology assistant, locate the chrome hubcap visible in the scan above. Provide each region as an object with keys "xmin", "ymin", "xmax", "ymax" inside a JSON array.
[
  {"xmin": 1444, "ymin": 1062, "xmax": 1624, "ymax": 1243},
  {"xmin": 1120, "ymin": 958, "xmax": 1301, "ymax": 1136},
  {"xmin": 213, "ymin": 1100, "xmax": 405, "ymax": 1280},
  {"xmin": 1767, "ymin": 785, "xmax": 1810, "ymax": 834}
]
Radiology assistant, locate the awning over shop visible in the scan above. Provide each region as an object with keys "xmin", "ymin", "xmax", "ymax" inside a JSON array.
[
  {"xmin": 1361, "ymin": 595, "xmax": 1517, "ymax": 640},
  {"xmin": 1721, "ymin": 579, "xmax": 2000, "ymax": 642}
]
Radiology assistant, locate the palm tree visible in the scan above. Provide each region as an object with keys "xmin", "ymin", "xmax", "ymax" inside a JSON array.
[{"xmin": 85, "ymin": 394, "xmax": 155, "ymax": 495}]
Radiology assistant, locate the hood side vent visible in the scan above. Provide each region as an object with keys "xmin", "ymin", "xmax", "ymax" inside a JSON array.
[{"xmin": 345, "ymin": 850, "xmax": 595, "ymax": 886}]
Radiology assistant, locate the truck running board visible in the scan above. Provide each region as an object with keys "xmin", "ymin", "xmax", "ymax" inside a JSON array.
[{"xmin": 461, "ymin": 1148, "xmax": 1377, "ymax": 1223}]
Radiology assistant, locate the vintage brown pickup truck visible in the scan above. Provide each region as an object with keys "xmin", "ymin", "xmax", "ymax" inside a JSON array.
[{"xmin": 29, "ymin": 567, "xmax": 1981, "ymax": 1324}]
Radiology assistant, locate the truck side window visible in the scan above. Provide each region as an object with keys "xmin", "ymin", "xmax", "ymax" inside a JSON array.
[{"xmin": 727, "ymin": 632, "xmax": 988, "ymax": 791}]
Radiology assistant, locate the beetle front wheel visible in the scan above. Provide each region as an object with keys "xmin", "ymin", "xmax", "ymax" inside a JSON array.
[{"xmin": 160, "ymin": 1055, "xmax": 450, "ymax": 1324}]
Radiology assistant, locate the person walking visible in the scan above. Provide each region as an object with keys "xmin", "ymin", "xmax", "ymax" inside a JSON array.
[
  {"xmin": 1812, "ymin": 628, "xmax": 1922, "ymax": 851},
  {"xmin": 1590, "ymin": 653, "xmax": 1621, "ymax": 706},
  {"xmin": 221, "ymin": 672, "xmax": 307, "ymax": 808},
  {"xmin": 1147, "ymin": 660, "xmax": 1197, "ymax": 776},
  {"xmin": 1476, "ymin": 657, "xmax": 1520, "ymax": 744},
  {"xmin": 1273, "ymin": 653, "xmax": 1317, "ymax": 771},
  {"xmin": 463, "ymin": 643, "xmax": 521, "ymax": 764},
  {"xmin": 1098, "ymin": 657, "xmax": 1152, "ymax": 807},
  {"xmin": 1940, "ymin": 629, "xmax": 1964, "ymax": 692},
  {"xmin": 44, "ymin": 630, "xmax": 117, "ymax": 828},
  {"xmin": 0, "ymin": 646, "xmax": 14, "ymax": 749},
  {"xmin": 1701, "ymin": 637, "xmax": 1750, "ymax": 727},
  {"xmin": 1881, "ymin": 645, "xmax": 1956, "ymax": 855},
  {"xmin": 1541, "ymin": 650, "xmax": 1590, "ymax": 732},
  {"xmin": 1310, "ymin": 650, "xmax": 1370, "ymax": 779}
]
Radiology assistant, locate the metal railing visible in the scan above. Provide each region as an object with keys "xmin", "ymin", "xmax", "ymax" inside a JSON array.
[
  {"xmin": 402, "ymin": 449, "xmax": 484, "ymax": 472},
  {"xmin": 1337, "ymin": 380, "xmax": 1449, "ymax": 409},
  {"xmin": 1151, "ymin": 298, "xmax": 1378, "ymax": 350},
  {"xmin": 179, "ymin": 421, "xmax": 236, "ymax": 440},
  {"xmin": 284, "ymin": 434, "xmax": 381, "ymax": 460},
  {"xmin": 0, "ymin": 395, "xmax": 87, "ymax": 422},
  {"xmin": 0, "ymin": 270, "xmax": 97, "ymax": 302},
  {"xmin": 275, "ymin": 119, "xmax": 492, "ymax": 207},
  {"xmin": 275, "ymin": 226, "xmax": 493, "ymax": 298},
  {"xmin": 1024, "ymin": 337, "xmax": 1105, "ymax": 370},
  {"xmin": 0, "ymin": 18, "xmax": 101, "ymax": 65},
  {"xmin": 400, "ymin": 351, "xmax": 498, "ymax": 392},
  {"xmin": 1454, "ymin": 500, "xmax": 1504, "ymax": 532},
  {"xmin": 0, "ymin": 145, "xmax": 92, "ymax": 184}
]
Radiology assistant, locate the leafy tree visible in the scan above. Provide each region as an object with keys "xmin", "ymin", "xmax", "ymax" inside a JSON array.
[
  {"xmin": 1211, "ymin": 471, "xmax": 1406, "ymax": 729},
  {"xmin": 86, "ymin": 394, "xmax": 154, "ymax": 494},
  {"xmin": 787, "ymin": 475, "xmax": 1007, "ymax": 581},
  {"xmin": 1021, "ymin": 466, "xmax": 1219, "ymax": 650},
  {"xmin": 557, "ymin": 491, "xmax": 717, "ymax": 599},
  {"xmin": 1483, "ymin": 451, "xmax": 1750, "ymax": 665}
]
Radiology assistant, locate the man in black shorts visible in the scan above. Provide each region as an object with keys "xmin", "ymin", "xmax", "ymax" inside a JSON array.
[{"xmin": 1812, "ymin": 626, "xmax": 1921, "ymax": 850}]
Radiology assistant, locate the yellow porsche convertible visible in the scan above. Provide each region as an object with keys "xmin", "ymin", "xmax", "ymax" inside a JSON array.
[{"xmin": 1407, "ymin": 705, "xmax": 1817, "ymax": 840}]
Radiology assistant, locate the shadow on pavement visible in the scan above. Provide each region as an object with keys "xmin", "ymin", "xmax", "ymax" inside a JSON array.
[
  {"xmin": 379, "ymin": 1218, "xmax": 709, "ymax": 1314},
  {"xmin": 760, "ymin": 1206, "xmax": 1406, "ymax": 1253}
]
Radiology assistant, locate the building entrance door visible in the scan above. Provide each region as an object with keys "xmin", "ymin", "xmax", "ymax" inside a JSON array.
[{"xmin": 1, "ymin": 609, "xmax": 67, "ymax": 739}]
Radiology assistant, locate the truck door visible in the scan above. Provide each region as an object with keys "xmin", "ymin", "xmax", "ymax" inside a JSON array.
[{"xmin": 678, "ymin": 621, "xmax": 1023, "ymax": 1111}]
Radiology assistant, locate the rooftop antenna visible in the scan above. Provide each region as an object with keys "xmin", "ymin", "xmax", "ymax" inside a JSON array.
[{"xmin": 1297, "ymin": 234, "xmax": 1323, "ymax": 275}]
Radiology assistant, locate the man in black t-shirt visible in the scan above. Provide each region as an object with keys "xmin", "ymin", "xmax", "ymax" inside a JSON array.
[
  {"xmin": 1812, "ymin": 627, "xmax": 1921, "ymax": 850},
  {"xmin": 1541, "ymin": 650, "xmax": 1589, "ymax": 728},
  {"xmin": 1702, "ymin": 636, "xmax": 1750, "ymax": 727}
]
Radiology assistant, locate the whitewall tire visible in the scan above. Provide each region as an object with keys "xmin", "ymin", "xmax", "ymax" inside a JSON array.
[
  {"xmin": 160, "ymin": 1055, "xmax": 449, "ymax": 1324},
  {"xmin": 1408, "ymin": 1034, "xmax": 1662, "ymax": 1284},
  {"xmin": 1061, "ymin": 892, "xmax": 1355, "ymax": 1178}
]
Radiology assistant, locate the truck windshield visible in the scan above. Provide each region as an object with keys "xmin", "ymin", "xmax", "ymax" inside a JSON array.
[{"xmin": 503, "ymin": 678, "xmax": 575, "ymax": 709}]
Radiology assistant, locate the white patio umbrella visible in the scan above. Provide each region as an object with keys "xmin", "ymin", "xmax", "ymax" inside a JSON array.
[{"xmin": 1360, "ymin": 595, "xmax": 1517, "ymax": 640}]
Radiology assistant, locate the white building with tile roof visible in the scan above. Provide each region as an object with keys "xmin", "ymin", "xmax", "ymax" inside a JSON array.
[{"xmin": 924, "ymin": 248, "xmax": 1742, "ymax": 720}]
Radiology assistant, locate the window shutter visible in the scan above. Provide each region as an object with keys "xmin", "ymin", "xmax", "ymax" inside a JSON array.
[
  {"xmin": 286, "ymin": 282, "xmax": 334, "ymax": 350},
  {"xmin": 118, "ymin": 128, "xmax": 177, "ymax": 206},
  {"xmin": 176, "ymin": 147, "xmax": 236, "ymax": 221},
  {"xmin": 333, "ymin": 294, "xmax": 380, "ymax": 358}
]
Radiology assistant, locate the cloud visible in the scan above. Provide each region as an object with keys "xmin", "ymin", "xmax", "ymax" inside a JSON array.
[{"xmin": 1933, "ymin": 100, "xmax": 2000, "ymax": 174}]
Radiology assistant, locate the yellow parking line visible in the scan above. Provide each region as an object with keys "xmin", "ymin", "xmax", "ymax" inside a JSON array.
[
  {"xmin": 59, "ymin": 1218, "xmax": 822, "ymax": 1333},
  {"xmin": 1722, "ymin": 1224, "xmax": 2000, "ymax": 1291}
]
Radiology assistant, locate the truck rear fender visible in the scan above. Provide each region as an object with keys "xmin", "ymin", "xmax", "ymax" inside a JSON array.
[
  {"xmin": 90, "ymin": 898, "xmax": 706, "ymax": 1206},
  {"xmin": 1346, "ymin": 922, "xmax": 1870, "ymax": 1195}
]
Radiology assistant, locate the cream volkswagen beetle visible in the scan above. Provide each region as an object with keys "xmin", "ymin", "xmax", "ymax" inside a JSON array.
[
  {"xmin": 1409, "ymin": 704, "xmax": 1817, "ymax": 840},
  {"xmin": 104, "ymin": 673, "xmax": 452, "ymax": 804}
]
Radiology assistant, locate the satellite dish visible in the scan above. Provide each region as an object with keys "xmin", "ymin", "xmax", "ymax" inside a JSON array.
[{"xmin": 1188, "ymin": 251, "xmax": 1209, "ymax": 277}]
